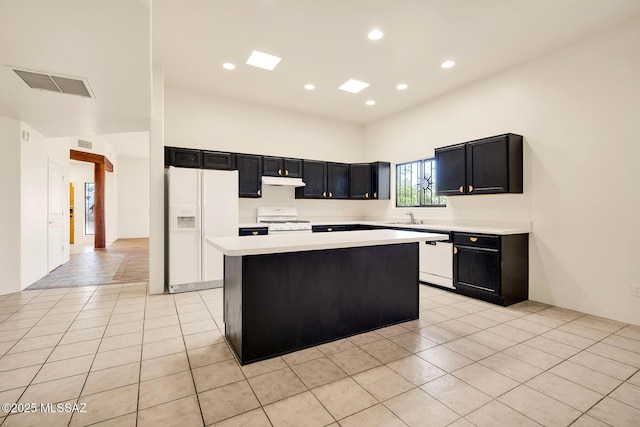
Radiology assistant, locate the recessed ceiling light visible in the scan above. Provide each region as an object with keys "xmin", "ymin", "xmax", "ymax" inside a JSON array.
[
  {"xmin": 246, "ymin": 50, "xmax": 282, "ymax": 71},
  {"xmin": 222, "ymin": 63, "xmax": 235, "ymax": 70},
  {"xmin": 365, "ymin": 100, "xmax": 376, "ymax": 106},
  {"xmin": 396, "ymin": 83, "xmax": 408, "ymax": 90},
  {"xmin": 304, "ymin": 84, "xmax": 315, "ymax": 90},
  {"xmin": 441, "ymin": 60, "xmax": 456, "ymax": 69},
  {"xmin": 338, "ymin": 79, "xmax": 370, "ymax": 94},
  {"xmin": 368, "ymin": 29, "xmax": 384, "ymax": 41}
]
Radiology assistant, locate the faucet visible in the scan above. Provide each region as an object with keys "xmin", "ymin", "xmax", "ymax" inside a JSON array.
[{"xmin": 406, "ymin": 211, "xmax": 416, "ymax": 224}]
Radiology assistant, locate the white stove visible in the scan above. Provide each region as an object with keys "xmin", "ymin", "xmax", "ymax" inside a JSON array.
[{"xmin": 257, "ymin": 207, "xmax": 312, "ymax": 234}]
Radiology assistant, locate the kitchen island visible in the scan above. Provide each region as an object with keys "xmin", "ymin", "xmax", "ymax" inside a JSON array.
[{"xmin": 207, "ymin": 229, "xmax": 448, "ymax": 364}]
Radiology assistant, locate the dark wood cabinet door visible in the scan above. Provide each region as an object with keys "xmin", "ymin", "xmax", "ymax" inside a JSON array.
[
  {"xmin": 327, "ymin": 163, "xmax": 350, "ymax": 199},
  {"xmin": 370, "ymin": 162, "xmax": 390, "ymax": 200},
  {"xmin": 203, "ymin": 151, "xmax": 235, "ymax": 170},
  {"xmin": 466, "ymin": 134, "xmax": 523, "ymax": 194},
  {"xmin": 283, "ymin": 158, "xmax": 302, "ymax": 178},
  {"xmin": 262, "ymin": 156, "xmax": 284, "ymax": 177},
  {"xmin": 166, "ymin": 147, "xmax": 202, "ymax": 168},
  {"xmin": 435, "ymin": 143, "xmax": 466, "ymax": 196},
  {"xmin": 349, "ymin": 163, "xmax": 371, "ymax": 199},
  {"xmin": 236, "ymin": 154, "xmax": 262, "ymax": 198},
  {"xmin": 454, "ymin": 245, "xmax": 500, "ymax": 294},
  {"xmin": 296, "ymin": 160, "xmax": 326, "ymax": 198},
  {"xmin": 466, "ymin": 136, "xmax": 509, "ymax": 194}
]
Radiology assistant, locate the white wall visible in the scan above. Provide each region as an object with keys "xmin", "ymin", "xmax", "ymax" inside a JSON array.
[
  {"xmin": 20, "ymin": 124, "xmax": 70, "ymax": 289},
  {"xmin": 364, "ymin": 18, "xmax": 640, "ymax": 324},
  {"xmin": 117, "ymin": 155, "xmax": 150, "ymax": 238},
  {"xmin": 164, "ymin": 85, "xmax": 369, "ymax": 223},
  {"xmin": 0, "ymin": 117, "xmax": 21, "ymax": 295}
]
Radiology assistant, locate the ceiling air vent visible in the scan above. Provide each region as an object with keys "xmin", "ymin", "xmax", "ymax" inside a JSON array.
[
  {"xmin": 11, "ymin": 68, "xmax": 94, "ymax": 98},
  {"xmin": 78, "ymin": 140, "xmax": 93, "ymax": 150}
]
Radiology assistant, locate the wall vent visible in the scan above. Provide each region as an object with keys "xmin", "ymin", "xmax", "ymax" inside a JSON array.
[
  {"xmin": 78, "ymin": 140, "xmax": 93, "ymax": 149},
  {"xmin": 11, "ymin": 68, "xmax": 94, "ymax": 98}
]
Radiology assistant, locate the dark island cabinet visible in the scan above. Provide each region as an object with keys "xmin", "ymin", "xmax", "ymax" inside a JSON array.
[
  {"xmin": 436, "ymin": 133, "xmax": 523, "ymax": 196},
  {"xmin": 263, "ymin": 157, "xmax": 303, "ymax": 178},
  {"xmin": 327, "ymin": 163, "xmax": 350, "ymax": 199},
  {"xmin": 203, "ymin": 151, "xmax": 235, "ymax": 170},
  {"xmin": 296, "ymin": 160, "xmax": 327, "ymax": 199},
  {"xmin": 236, "ymin": 154, "xmax": 262, "ymax": 198},
  {"xmin": 350, "ymin": 163, "xmax": 372, "ymax": 199},
  {"xmin": 453, "ymin": 232, "xmax": 528, "ymax": 306},
  {"xmin": 371, "ymin": 162, "xmax": 391, "ymax": 200},
  {"xmin": 164, "ymin": 147, "xmax": 202, "ymax": 168}
]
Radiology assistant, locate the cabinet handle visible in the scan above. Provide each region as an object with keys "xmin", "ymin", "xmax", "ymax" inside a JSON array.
[
  {"xmin": 365, "ymin": 192, "xmax": 369, "ymax": 198},
  {"xmin": 374, "ymin": 192, "xmax": 377, "ymax": 198},
  {"xmin": 454, "ymin": 247, "xmax": 458, "ymax": 255},
  {"xmin": 469, "ymin": 237, "xmax": 478, "ymax": 242},
  {"xmin": 252, "ymin": 231, "xmax": 258, "ymax": 236},
  {"xmin": 468, "ymin": 185, "xmax": 474, "ymax": 192},
  {"xmin": 257, "ymin": 189, "xmax": 261, "ymax": 196},
  {"xmin": 329, "ymin": 192, "xmax": 333, "ymax": 198},
  {"xmin": 323, "ymin": 191, "xmax": 327, "ymax": 198},
  {"xmin": 327, "ymin": 227, "xmax": 333, "ymax": 232},
  {"xmin": 278, "ymin": 169, "xmax": 282, "ymax": 175},
  {"xmin": 459, "ymin": 186, "xmax": 464, "ymax": 193},
  {"xmin": 285, "ymin": 170, "xmax": 289, "ymax": 176}
]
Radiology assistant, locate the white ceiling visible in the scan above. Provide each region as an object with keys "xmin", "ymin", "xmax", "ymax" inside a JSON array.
[
  {"xmin": 154, "ymin": 0, "xmax": 640, "ymax": 124},
  {"xmin": 0, "ymin": 0, "xmax": 150, "ymax": 138},
  {"xmin": 1, "ymin": 0, "xmax": 639, "ymax": 150}
]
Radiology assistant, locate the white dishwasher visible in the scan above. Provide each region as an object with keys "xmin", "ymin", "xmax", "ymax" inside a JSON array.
[{"xmin": 419, "ymin": 232, "xmax": 454, "ymax": 289}]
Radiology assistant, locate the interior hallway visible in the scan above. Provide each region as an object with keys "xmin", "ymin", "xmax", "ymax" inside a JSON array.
[{"xmin": 27, "ymin": 239, "xmax": 149, "ymax": 290}]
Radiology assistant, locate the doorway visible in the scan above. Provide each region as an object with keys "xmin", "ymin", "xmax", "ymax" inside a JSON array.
[{"xmin": 70, "ymin": 182, "xmax": 74, "ymax": 244}]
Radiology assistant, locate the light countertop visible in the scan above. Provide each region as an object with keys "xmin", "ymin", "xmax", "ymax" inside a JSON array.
[
  {"xmin": 207, "ymin": 229, "xmax": 449, "ymax": 256},
  {"xmin": 239, "ymin": 220, "xmax": 531, "ymax": 235}
]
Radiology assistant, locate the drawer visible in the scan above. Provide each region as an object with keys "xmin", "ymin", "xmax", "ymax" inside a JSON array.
[
  {"xmin": 453, "ymin": 232, "xmax": 499, "ymax": 249},
  {"xmin": 312, "ymin": 225, "xmax": 349, "ymax": 233},
  {"xmin": 239, "ymin": 227, "xmax": 268, "ymax": 236}
]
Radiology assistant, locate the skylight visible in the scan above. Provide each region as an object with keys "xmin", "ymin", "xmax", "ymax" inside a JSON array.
[
  {"xmin": 246, "ymin": 50, "xmax": 282, "ymax": 71},
  {"xmin": 338, "ymin": 79, "xmax": 370, "ymax": 94}
]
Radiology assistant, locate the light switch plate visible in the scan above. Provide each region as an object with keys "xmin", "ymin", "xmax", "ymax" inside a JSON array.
[{"xmin": 632, "ymin": 284, "xmax": 640, "ymax": 297}]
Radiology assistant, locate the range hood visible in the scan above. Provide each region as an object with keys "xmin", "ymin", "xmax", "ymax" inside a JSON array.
[{"xmin": 262, "ymin": 176, "xmax": 306, "ymax": 187}]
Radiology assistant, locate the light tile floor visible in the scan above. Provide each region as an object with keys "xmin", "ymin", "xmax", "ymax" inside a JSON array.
[{"xmin": 0, "ymin": 283, "xmax": 639, "ymax": 426}]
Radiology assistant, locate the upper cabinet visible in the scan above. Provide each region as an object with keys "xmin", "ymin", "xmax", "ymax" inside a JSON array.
[
  {"xmin": 296, "ymin": 160, "xmax": 326, "ymax": 199},
  {"xmin": 349, "ymin": 163, "xmax": 371, "ymax": 199},
  {"xmin": 370, "ymin": 162, "xmax": 391, "ymax": 200},
  {"xmin": 327, "ymin": 163, "xmax": 349, "ymax": 199},
  {"xmin": 236, "ymin": 154, "xmax": 262, "ymax": 198},
  {"xmin": 165, "ymin": 147, "xmax": 202, "ymax": 168},
  {"xmin": 263, "ymin": 156, "xmax": 303, "ymax": 178},
  {"xmin": 203, "ymin": 151, "xmax": 235, "ymax": 170},
  {"xmin": 165, "ymin": 146, "xmax": 391, "ymax": 200},
  {"xmin": 295, "ymin": 161, "xmax": 349, "ymax": 199},
  {"xmin": 435, "ymin": 133, "xmax": 523, "ymax": 196}
]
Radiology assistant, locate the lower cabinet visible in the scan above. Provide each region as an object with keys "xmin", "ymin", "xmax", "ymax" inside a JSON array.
[
  {"xmin": 453, "ymin": 232, "xmax": 528, "ymax": 306},
  {"xmin": 239, "ymin": 227, "xmax": 268, "ymax": 236}
]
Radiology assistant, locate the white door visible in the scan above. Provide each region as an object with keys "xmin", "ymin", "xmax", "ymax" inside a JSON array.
[
  {"xmin": 201, "ymin": 170, "xmax": 239, "ymax": 283},
  {"xmin": 168, "ymin": 167, "xmax": 200, "ymax": 286},
  {"xmin": 48, "ymin": 160, "xmax": 64, "ymax": 271}
]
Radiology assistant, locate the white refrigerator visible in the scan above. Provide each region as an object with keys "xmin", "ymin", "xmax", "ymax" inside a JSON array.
[{"xmin": 167, "ymin": 166, "xmax": 238, "ymax": 293}]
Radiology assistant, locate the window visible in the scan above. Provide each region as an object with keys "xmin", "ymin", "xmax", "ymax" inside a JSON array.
[
  {"xmin": 396, "ymin": 158, "xmax": 446, "ymax": 207},
  {"xmin": 85, "ymin": 183, "xmax": 95, "ymax": 235}
]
